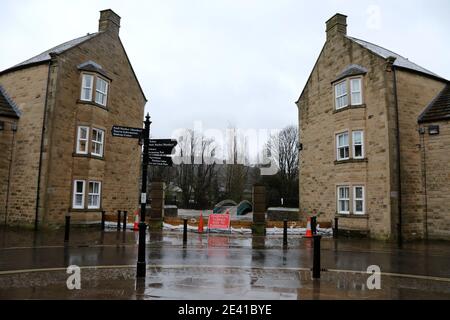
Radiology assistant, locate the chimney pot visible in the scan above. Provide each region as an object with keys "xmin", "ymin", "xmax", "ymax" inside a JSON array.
[
  {"xmin": 99, "ymin": 9, "xmax": 121, "ymax": 35},
  {"xmin": 326, "ymin": 13, "xmax": 347, "ymax": 41}
]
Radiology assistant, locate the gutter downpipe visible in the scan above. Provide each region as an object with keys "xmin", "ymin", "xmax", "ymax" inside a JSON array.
[
  {"xmin": 34, "ymin": 60, "xmax": 52, "ymax": 231},
  {"xmin": 392, "ymin": 66, "xmax": 403, "ymax": 245},
  {"xmin": 420, "ymin": 129, "xmax": 428, "ymax": 241},
  {"xmin": 4, "ymin": 119, "xmax": 16, "ymax": 226}
]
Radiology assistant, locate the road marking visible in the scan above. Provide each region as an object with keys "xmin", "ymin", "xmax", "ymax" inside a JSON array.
[{"xmin": 0, "ymin": 264, "xmax": 449, "ymax": 283}]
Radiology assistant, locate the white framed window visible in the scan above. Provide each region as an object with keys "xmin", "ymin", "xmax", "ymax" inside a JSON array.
[
  {"xmin": 72, "ymin": 180, "xmax": 85, "ymax": 209},
  {"xmin": 334, "ymin": 80, "xmax": 348, "ymax": 109},
  {"xmin": 76, "ymin": 126, "xmax": 89, "ymax": 154},
  {"xmin": 91, "ymin": 128, "xmax": 104, "ymax": 157},
  {"xmin": 352, "ymin": 131, "xmax": 364, "ymax": 159},
  {"xmin": 350, "ymin": 78, "xmax": 362, "ymax": 105},
  {"xmin": 354, "ymin": 186, "xmax": 365, "ymax": 215},
  {"xmin": 95, "ymin": 77, "xmax": 108, "ymax": 106},
  {"xmin": 80, "ymin": 74, "xmax": 94, "ymax": 101},
  {"xmin": 336, "ymin": 132, "xmax": 349, "ymax": 161},
  {"xmin": 337, "ymin": 186, "xmax": 350, "ymax": 214},
  {"xmin": 88, "ymin": 181, "xmax": 101, "ymax": 209}
]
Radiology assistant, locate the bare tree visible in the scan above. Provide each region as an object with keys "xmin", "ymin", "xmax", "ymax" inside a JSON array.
[
  {"xmin": 224, "ymin": 126, "xmax": 249, "ymax": 202},
  {"xmin": 174, "ymin": 129, "xmax": 219, "ymax": 208},
  {"xmin": 192, "ymin": 136, "xmax": 217, "ymax": 208},
  {"xmin": 266, "ymin": 125, "xmax": 299, "ymax": 206},
  {"xmin": 175, "ymin": 129, "xmax": 196, "ymax": 208}
]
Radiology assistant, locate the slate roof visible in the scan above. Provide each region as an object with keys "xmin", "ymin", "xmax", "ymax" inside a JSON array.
[
  {"xmin": 0, "ymin": 86, "xmax": 20, "ymax": 118},
  {"xmin": 347, "ymin": 36, "xmax": 444, "ymax": 80},
  {"xmin": 1, "ymin": 33, "xmax": 98, "ymax": 74},
  {"xmin": 418, "ymin": 85, "xmax": 450, "ymax": 123},
  {"xmin": 332, "ymin": 64, "xmax": 368, "ymax": 83}
]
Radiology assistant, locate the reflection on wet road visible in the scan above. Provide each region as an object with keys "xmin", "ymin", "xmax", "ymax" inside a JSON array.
[{"xmin": 0, "ymin": 227, "xmax": 449, "ymax": 299}]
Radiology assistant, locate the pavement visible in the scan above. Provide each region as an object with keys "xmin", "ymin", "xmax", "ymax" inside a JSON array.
[{"xmin": 0, "ymin": 226, "xmax": 449, "ymax": 300}]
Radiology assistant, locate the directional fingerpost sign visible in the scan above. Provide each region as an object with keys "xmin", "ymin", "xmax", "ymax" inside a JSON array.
[
  {"xmin": 148, "ymin": 139, "xmax": 177, "ymax": 167},
  {"xmin": 148, "ymin": 139, "xmax": 177, "ymax": 155},
  {"xmin": 148, "ymin": 155, "xmax": 173, "ymax": 166},
  {"xmin": 112, "ymin": 125, "xmax": 143, "ymax": 139}
]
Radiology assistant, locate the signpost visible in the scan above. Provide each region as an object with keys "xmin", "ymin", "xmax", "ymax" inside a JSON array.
[
  {"xmin": 148, "ymin": 155, "xmax": 173, "ymax": 167},
  {"xmin": 148, "ymin": 139, "xmax": 177, "ymax": 164},
  {"xmin": 137, "ymin": 115, "xmax": 150, "ymax": 278},
  {"xmin": 112, "ymin": 125, "xmax": 143, "ymax": 138},
  {"xmin": 111, "ymin": 116, "xmax": 177, "ymax": 279},
  {"xmin": 207, "ymin": 213, "xmax": 231, "ymax": 232}
]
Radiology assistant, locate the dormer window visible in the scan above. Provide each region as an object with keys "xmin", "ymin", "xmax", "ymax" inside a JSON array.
[
  {"xmin": 78, "ymin": 61, "xmax": 111, "ymax": 108},
  {"xmin": 334, "ymin": 77, "xmax": 363, "ymax": 110},
  {"xmin": 332, "ymin": 64, "xmax": 367, "ymax": 110},
  {"xmin": 80, "ymin": 73, "xmax": 109, "ymax": 106}
]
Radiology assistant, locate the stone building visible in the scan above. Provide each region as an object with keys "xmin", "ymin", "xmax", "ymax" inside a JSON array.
[
  {"xmin": 297, "ymin": 14, "xmax": 449, "ymax": 240},
  {"xmin": 0, "ymin": 9, "xmax": 146, "ymax": 228}
]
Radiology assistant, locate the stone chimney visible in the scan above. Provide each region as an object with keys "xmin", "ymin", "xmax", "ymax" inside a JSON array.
[
  {"xmin": 326, "ymin": 13, "xmax": 347, "ymax": 41},
  {"xmin": 99, "ymin": 9, "xmax": 121, "ymax": 35}
]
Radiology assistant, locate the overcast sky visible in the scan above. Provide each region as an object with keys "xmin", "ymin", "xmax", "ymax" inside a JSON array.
[{"xmin": 1, "ymin": 0, "xmax": 449, "ymax": 146}]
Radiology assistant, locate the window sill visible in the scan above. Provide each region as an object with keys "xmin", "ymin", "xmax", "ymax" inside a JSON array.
[
  {"xmin": 72, "ymin": 153, "xmax": 105, "ymax": 161},
  {"xmin": 77, "ymin": 99, "xmax": 108, "ymax": 111},
  {"xmin": 333, "ymin": 104, "xmax": 366, "ymax": 114},
  {"xmin": 334, "ymin": 158, "xmax": 368, "ymax": 165},
  {"xmin": 336, "ymin": 213, "xmax": 368, "ymax": 219},
  {"xmin": 70, "ymin": 208, "xmax": 103, "ymax": 213}
]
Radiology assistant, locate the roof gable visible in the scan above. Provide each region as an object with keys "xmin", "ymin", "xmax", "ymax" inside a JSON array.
[
  {"xmin": 1, "ymin": 32, "xmax": 147, "ymax": 102},
  {"xmin": 1, "ymin": 33, "xmax": 99, "ymax": 74},
  {"xmin": 347, "ymin": 36, "xmax": 445, "ymax": 80},
  {"xmin": 0, "ymin": 86, "xmax": 21, "ymax": 118},
  {"xmin": 418, "ymin": 84, "xmax": 450, "ymax": 123}
]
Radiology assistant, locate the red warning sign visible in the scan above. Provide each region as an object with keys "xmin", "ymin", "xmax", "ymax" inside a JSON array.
[{"xmin": 207, "ymin": 213, "xmax": 231, "ymax": 231}]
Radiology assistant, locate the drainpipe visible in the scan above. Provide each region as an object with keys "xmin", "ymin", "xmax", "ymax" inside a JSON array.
[
  {"xmin": 392, "ymin": 66, "xmax": 403, "ymax": 244},
  {"xmin": 419, "ymin": 128, "xmax": 428, "ymax": 240},
  {"xmin": 34, "ymin": 60, "xmax": 52, "ymax": 231},
  {"xmin": 4, "ymin": 120, "xmax": 17, "ymax": 226}
]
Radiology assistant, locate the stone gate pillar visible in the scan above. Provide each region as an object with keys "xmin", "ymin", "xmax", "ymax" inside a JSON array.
[
  {"xmin": 252, "ymin": 184, "xmax": 266, "ymax": 235},
  {"xmin": 148, "ymin": 181, "xmax": 165, "ymax": 230}
]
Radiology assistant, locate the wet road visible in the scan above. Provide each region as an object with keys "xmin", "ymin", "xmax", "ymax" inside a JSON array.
[
  {"xmin": 0, "ymin": 226, "xmax": 449, "ymax": 299},
  {"xmin": 1, "ymin": 227, "xmax": 450, "ymax": 278}
]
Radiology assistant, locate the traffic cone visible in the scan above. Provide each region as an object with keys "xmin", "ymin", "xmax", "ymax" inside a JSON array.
[
  {"xmin": 133, "ymin": 210, "xmax": 140, "ymax": 231},
  {"xmin": 198, "ymin": 212, "xmax": 204, "ymax": 233},
  {"xmin": 304, "ymin": 217, "xmax": 313, "ymax": 238}
]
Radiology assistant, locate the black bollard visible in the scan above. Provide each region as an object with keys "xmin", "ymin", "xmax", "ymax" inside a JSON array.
[
  {"xmin": 101, "ymin": 211, "xmax": 105, "ymax": 231},
  {"xmin": 313, "ymin": 235, "xmax": 322, "ymax": 279},
  {"xmin": 123, "ymin": 211, "xmax": 127, "ymax": 230},
  {"xmin": 117, "ymin": 210, "xmax": 121, "ymax": 230},
  {"xmin": 311, "ymin": 216, "xmax": 317, "ymax": 235},
  {"xmin": 183, "ymin": 218, "xmax": 188, "ymax": 245},
  {"xmin": 334, "ymin": 217, "xmax": 339, "ymax": 238},
  {"xmin": 64, "ymin": 215, "xmax": 71, "ymax": 243},
  {"xmin": 283, "ymin": 219, "xmax": 288, "ymax": 248}
]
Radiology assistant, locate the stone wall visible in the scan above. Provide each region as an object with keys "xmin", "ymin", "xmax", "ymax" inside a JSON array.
[
  {"xmin": 0, "ymin": 64, "xmax": 49, "ymax": 226},
  {"xmin": 0, "ymin": 116, "xmax": 18, "ymax": 224},
  {"xmin": 297, "ymin": 30, "xmax": 393, "ymax": 239},
  {"xmin": 419, "ymin": 120, "xmax": 450, "ymax": 239},
  {"xmin": 394, "ymin": 70, "xmax": 446, "ymax": 239},
  {"xmin": 41, "ymin": 31, "xmax": 146, "ymax": 226}
]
